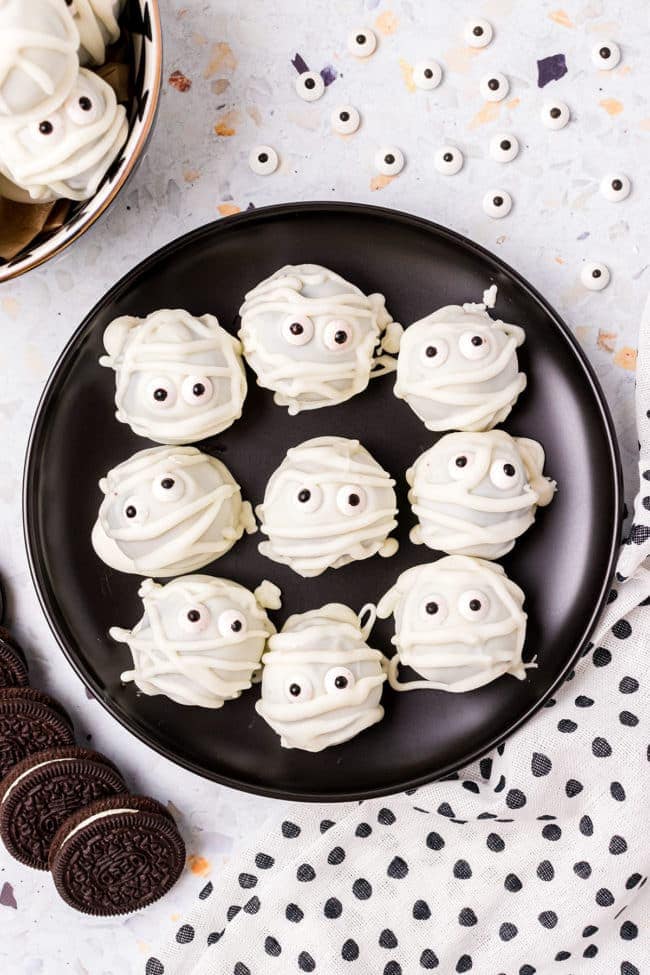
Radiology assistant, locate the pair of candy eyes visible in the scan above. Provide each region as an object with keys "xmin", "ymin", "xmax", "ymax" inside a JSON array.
[
  {"xmin": 122, "ymin": 473, "xmax": 187, "ymax": 520},
  {"xmin": 419, "ymin": 332, "xmax": 490, "ymax": 367},
  {"xmin": 146, "ymin": 376, "xmax": 214, "ymax": 409},
  {"xmin": 28, "ymin": 93, "xmax": 102, "ymax": 146},
  {"xmin": 419, "ymin": 589, "xmax": 490, "ymax": 624},
  {"xmin": 285, "ymin": 667, "xmax": 356, "ymax": 702},
  {"xmin": 178, "ymin": 605, "xmax": 247, "ymax": 637},
  {"xmin": 295, "ymin": 484, "xmax": 367, "ymax": 516},
  {"xmin": 447, "ymin": 453, "xmax": 522, "ymax": 489},
  {"xmin": 281, "ymin": 315, "xmax": 355, "ymax": 350}
]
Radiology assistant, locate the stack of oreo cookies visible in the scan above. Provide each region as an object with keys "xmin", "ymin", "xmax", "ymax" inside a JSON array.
[{"xmin": 0, "ymin": 628, "xmax": 186, "ymax": 915}]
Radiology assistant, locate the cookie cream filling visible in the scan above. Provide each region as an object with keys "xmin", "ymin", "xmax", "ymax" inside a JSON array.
[
  {"xmin": 1, "ymin": 757, "xmax": 70, "ymax": 803},
  {"xmin": 60, "ymin": 808, "xmax": 138, "ymax": 847}
]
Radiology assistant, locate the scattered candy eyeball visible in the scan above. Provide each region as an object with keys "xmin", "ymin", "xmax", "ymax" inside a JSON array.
[
  {"xmin": 464, "ymin": 18, "xmax": 493, "ymax": 48},
  {"xmin": 480, "ymin": 72, "xmax": 509, "ymax": 102},
  {"xmin": 580, "ymin": 262, "xmax": 611, "ymax": 291},
  {"xmin": 489, "ymin": 133, "xmax": 519, "ymax": 163},
  {"xmin": 592, "ymin": 40, "xmax": 621, "ymax": 70},
  {"xmin": 348, "ymin": 28, "xmax": 377, "ymax": 58},
  {"xmin": 331, "ymin": 105, "xmax": 360, "ymax": 135},
  {"xmin": 295, "ymin": 71, "xmax": 325, "ymax": 102},
  {"xmin": 541, "ymin": 100, "xmax": 570, "ymax": 129},
  {"xmin": 375, "ymin": 146, "xmax": 405, "ymax": 177},
  {"xmin": 483, "ymin": 189, "xmax": 512, "ymax": 219},
  {"xmin": 434, "ymin": 145, "xmax": 464, "ymax": 175},
  {"xmin": 600, "ymin": 173, "xmax": 631, "ymax": 202},
  {"xmin": 249, "ymin": 145, "xmax": 279, "ymax": 176},
  {"xmin": 413, "ymin": 60, "xmax": 442, "ymax": 90}
]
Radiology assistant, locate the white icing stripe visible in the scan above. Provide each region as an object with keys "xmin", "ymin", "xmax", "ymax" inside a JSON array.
[
  {"xmin": 2, "ymin": 757, "xmax": 70, "ymax": 804},
  {"xmin": 61, "ymin": 808, "xmax": 137, "ymax": 847}
]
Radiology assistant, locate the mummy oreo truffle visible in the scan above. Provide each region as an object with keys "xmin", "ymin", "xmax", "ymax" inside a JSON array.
[
  {"xmin": 100, "ymin": 309, "xmax": 247, "ymax": 445},
  {"xmin": 71, "ymin": 0, "xmax": 124, "ymax": 66},
  {"xmin": 92, "ymin": 445, "xmax": 255, "ymax": 577},
  {"xmin": 0, "ymin": 0, "xmax": 79, "ymax": 123},
  {"xmin": 238, "ymin": 264, "xmax": 400, "ymax": 414},
  {"xmin": 394, "ymin": 301, "xmax": 526, "ymax": 432},
  {"xmin": 0, "ymin": 68, "xmax": 128, "ymax": 201},
  {"xmin": 111, "ymin": 576, "xmax": 280, "ymax": 708},
  {"xmin": 256, "ymin": 603, "xmax": 386, "ymax": 751},
  {"xmin": 377, "ymin": 557, "xmax": 529, "ymax": 693},
  {"xmin": 257, "ymin": 436, "xmax": 399, "ymax": 578},
  {"xmin": 407, "ymin": 431, "xmax": 556, "ymax": 559}
]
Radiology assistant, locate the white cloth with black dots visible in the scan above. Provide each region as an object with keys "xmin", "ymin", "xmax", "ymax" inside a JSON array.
[{"xmin": 147, "ymin": 300, "xmax": 650, "ymax": 975}]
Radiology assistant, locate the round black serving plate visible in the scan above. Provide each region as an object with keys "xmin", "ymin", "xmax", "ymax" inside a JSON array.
[{"xmin": 24, "ymin": 203, "xmax": 622, "ymax": 801}]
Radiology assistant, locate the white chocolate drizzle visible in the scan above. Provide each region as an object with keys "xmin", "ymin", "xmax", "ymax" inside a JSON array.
[{"xmin": 73, "ymin": 0, "xmax": 123, "ymax": 66}]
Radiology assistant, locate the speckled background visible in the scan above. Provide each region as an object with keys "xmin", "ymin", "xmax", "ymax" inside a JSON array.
[{"xmin": 0, "ymin": 1, "xmax": 647, "ymax": 971}]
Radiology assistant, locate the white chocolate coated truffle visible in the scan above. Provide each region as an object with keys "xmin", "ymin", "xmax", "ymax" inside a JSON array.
[
  {"xmin": 92, "ymin": 445, "xmax": 255, "ymax": 577},
  {"xmin": 256, "ymin": 603, "xmax": 386, "ymax": 751},
  {"xmin": 257, "ymin": 436, "xmax": 399, "ymax": 578},
  {"xmin": 407, "ymin": 430, "xmax": 556, "ymax": 559},
  {"xmin": 0, "ymin": 0, "xmax": 79, "ymax": 124},
  {"xmin": 0, "ymin": 68, "xmax": 127, "ymax": 202},
  {"xmin": 377, "ymin": 556, "xmax": 529, "ymax": 693},
  {"xmin": 238, "ymin": 264, "xmax": 400, "ymax": 414},
  {"xmin": 111, "ymin": 575, "xmax": 279, "ymax": 709},
  {"xmin": 72, "ymin": 0, "xmax": 124, "ymax": 66},
  {"xmin": 394, "ymin": 301, "xmax": 526, "ymax": 432},
  {"xmin": 100, "ymin": 309, "xmax": 247, "ymax": 445}
]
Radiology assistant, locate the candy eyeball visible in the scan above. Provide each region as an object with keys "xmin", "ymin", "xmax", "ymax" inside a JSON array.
[
  {"xmin": 249, "ymin": 145, "xmax": 279, "ymax": 175},
  {"xmin": 405, "ymin": 430, "xmax": 555, "ymax": 558},
  {"xmin": 592, "ymin": 40, "xmax": 620, "ymax": 70},
  {"xmin": 580, "ymin": 261, "xmax": 611, "ymax": 291},
  {"xmin": 281, "ymin": 314, "xmax": 314, "ymax": 346},
  {"xmin": 256, "ymin": 603, "xmax": 387, "ymax": 751},
  {"xmin": 480, "ymin": 72, "xmax": 509, "ymax": 102},
  {"xmin": 459, "ymin": 331, "xmax": 490, "ymax": 359},
  {"xmin": 375, "ymin": 146, "xmax": 405, "ymax": 176},
  {"xmin": 111, "ymin": 575, "xmax": 279, "ymax": 709},
  {"xmin": 348, "ymin": 28, "xmax": 377, "ymax": 58},
  {"xmin": 541, "ymin": 100, "xmax": 570, "ymax": 129},
  {"xmin": 257, "ymin": 436, "xmax": 398, "ymax": 577},
  {"xmin": 420, "ymin": 595, "xmax": 448, "ymax": 623},
  {"xmin": 21, "ymin": 114, "xmax": 66, "ymax": 151},
  {"xmin": 489, "ymin": 133, "xmax": 519, "ymax": 163},
  {"xmin": 331, "ymin": 105, "xmax": 360, "ymax": 135},
  {"xmin": 64, "ymin": 87, "xmax": 102, "ymax": 125},
  {"xmin": 434, "ymin": 145, "xmax": 464, "ymax": 175},
  {"xmin": 295, "ymin": 71, "xmax": 325, "ymax": 102},
  {"xmin": 420, "ymin": 337, "xmax": 449, "ymax": 367},
  {"xmin": 123, "ymin": 497, "xmax": 147, "ymax": 523},
  {"xmin": 181, "ymin": 376, "xmax": 214, "ymax": 406},
  {"xmin": 323, "ymin": 319, "xmax": 354, "ymax": 350},
  {"xmin": 483, "ymin": 189, "xmax": 512, "ymax": 219},
  {"xmin": 600, "ymin": 173, "xmax": 631, "ymax": 202},
  {"xmin": 413, "ymin": 60, "xmax": 442, "ymax": 90},
  {"xmin": 458, "ymin": 588, "xmax": 490, "ymax": 621},
  {"xmin": 152, "ymin": 473, "xmax": 186, "ymax": 503},
  {"xmin": 464, "ymin": 19, "xmax": 493, "ymax": 48},
  {"xmin": 146, "ymin": 377, "xmax": 176, "ymax": 409}
]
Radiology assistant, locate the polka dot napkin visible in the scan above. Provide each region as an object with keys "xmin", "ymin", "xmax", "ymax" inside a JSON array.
[{"xmin": 148, "ymin": 303, "xmax": 650, "ymax": 975}]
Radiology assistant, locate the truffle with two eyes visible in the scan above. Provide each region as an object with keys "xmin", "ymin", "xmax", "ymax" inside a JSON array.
[
  {"xmin": 99, "ymin": 309, "xmax": 248, "ymax": 445},
  {"xmin": 255, "ymin": 603, "xmax": 387, "ymax": 751},
  {"xmin": 394, "ymin": 302, "xmax": 526, "ymax": 432},
  {"xmin": 91, "ymin": 445, "xmax": 255, "ymax": 577},
  {"xmin": 407, "ymin": 430, "xmax": 556, "ymax": 559},
  {"xmin": 238, "ymin": 264, "xmax": 401, "ymax": 414},
  {"xmin": 377, "ymin": 556, "xmax": 530, "ymax": 694},
  {"xmin": 256, "ymin": 436, "xmax": 399, "ymax": 578},
  {"xmin": 0, "ymin": 67, "xmax": 127, "ymax": 202},
  {"xmin": 110, "ymin": 575, "xmax": 281, "ymax": 709}
]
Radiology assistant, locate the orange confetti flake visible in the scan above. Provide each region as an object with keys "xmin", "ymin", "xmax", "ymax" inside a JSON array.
[
  {"xmin": 211, "ymin": 79, "xmax": 230, "ymax": 95},
  {"xmin": 399, "ymin": 59, "xmax": 416, "ymax": 93},
  {"xmin": 214, "ymin": 109, "xmax": 240, "ymax": 137},
  {"xmin": 168, "ymin": 70, "xmax": 192, "ymax": 92},
  {"xmin": 183, "ymin": 168, "xmax": 201, "ymax": 183},
  {"xmin": 370, "ymin": 174, "xmax": 395, "ymax": 191},
  {"xmin": 597, "ymin": 329, "xmax": 617, "ymax": 353},
  {"xmin": 575, "ymin": 326, "xmax": 593, "ymax": 344},
  {"xmin": 506, "ymin": 97, "xmax": 520, "ymax": 111},
  {"xmin": 187, "ymin": 855, "xmax": 211, "ymax": 876},
  {"xmin": 444, "ymin": 45, "xmax": 479, "ymax": 74},
  {"xmin": 614, "ymin": 346, "xmax": 637, "ymax": 371},
  {"xmin": 469, "ymin": 101, "xmax": 501, "ymax": 129},
  {"xmin": 204, "ymin": 41, "xmax": 237, "ymax": 79},
  {"xmin": 218, "ymin": 203, "xmax": 241, "ymax": 216},
  {"xmin": 549, "ymin": 9, "xmax": 575, "ymax": 28},
  {"xmin": 599, "ymin": 97, "xmax": 623, "ymax": 116},
  {"xmin": 555, "ymin": 256, "xmax": 565, "ymax": 265},
  {"xmin": 375, "ymin": 10, "xmax": 399, "ymax": 35}
]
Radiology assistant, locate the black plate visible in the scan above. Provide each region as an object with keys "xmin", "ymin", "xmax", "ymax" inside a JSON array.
[{"xmin": 23, "ymin": 203, "xmax": 622, "ymax": 801}]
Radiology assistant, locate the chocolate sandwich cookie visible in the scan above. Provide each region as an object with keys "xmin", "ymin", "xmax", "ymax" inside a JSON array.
[
  {"xmin": 0, "ymin": 639, "xmax": 28, "ymax": 689},
  {"xmin": 0, "ymin": 688, "xmax": 74, "ymax": 778},
  {"xmin": 0, "ymin": 746, "xmax": 128, "ymax": 869},
  {"xmin": 49, "ymin": 795, "xmax": 186, "ymax": 916}
]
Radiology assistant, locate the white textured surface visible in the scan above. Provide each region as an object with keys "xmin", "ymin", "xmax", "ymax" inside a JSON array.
[{"xmin": 0, "ymin": 0, "xmax": 646, "ymax": 971}]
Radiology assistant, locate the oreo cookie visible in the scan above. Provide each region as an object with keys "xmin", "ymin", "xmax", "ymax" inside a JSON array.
[
  {"xmin": 0, "ymin": 746, "xmax": 128, "ymax": 869},
  {"xmin": 49, "ymin": 795, "xmax": 186, "ymax": 916},
  {"xmin": 0, "ymin": 688, "xmax": 74, "ymax": 778},
  {"xmin": 0, "ymin": 639, "xmax": 28, "ymax": 689}
]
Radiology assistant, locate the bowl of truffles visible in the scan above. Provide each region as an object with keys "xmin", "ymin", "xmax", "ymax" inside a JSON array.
[{"xmin": 0, "ymin": 0, "xmax": 162, "ymax": 282}]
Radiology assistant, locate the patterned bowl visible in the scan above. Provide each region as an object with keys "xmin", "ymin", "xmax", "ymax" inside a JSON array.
[{"xmin": 0, "ymin": 0, "xmax": 162, "ymax": 283}]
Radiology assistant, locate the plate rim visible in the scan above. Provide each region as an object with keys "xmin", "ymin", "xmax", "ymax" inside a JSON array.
[{"xmin": 22, "ymin": 200, "xmax": 624, "ymax": 802}]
